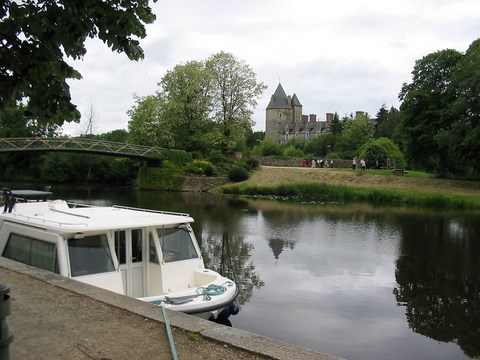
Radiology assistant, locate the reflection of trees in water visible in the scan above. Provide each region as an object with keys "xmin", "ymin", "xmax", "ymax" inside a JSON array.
[
  {"xmin": 201, "ymin": 231, "xmax": 264, "ymax": 305},
  {"xmin": 393, "ymin": 214, "xmax": 480, "ymax": 358}
]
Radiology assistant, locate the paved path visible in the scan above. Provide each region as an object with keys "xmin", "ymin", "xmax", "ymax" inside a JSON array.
[{"xmin": 0, "ymin": 258, "xmax": 342, "ymax": 360}]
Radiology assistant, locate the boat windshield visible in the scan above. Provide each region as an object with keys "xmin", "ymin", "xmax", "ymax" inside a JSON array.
[
  {"xmin": 68, "ymin": 234, "xmax": 115, "ymax": 277},
  {"xmin": 157, "ymin": 225, "xmax": 199, "ymax": 263}
]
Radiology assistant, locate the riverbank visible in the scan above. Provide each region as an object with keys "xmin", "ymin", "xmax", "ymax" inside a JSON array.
[
  {"xmin": 0, "ymin": 257, "xmax": 340, "ymax": 360},
  {"xmin": 218, "ymin": 166, "xmax": 480, "ymax": 209}
]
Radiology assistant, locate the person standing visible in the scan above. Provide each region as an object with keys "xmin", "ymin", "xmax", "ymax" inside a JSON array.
[
  {"xmin": 360, "ymin": 159, "xmax": 366, "ymax": 172},
  {"xmin": 352, "ymin": 157, "xmax": 357, "ymax": 170}
]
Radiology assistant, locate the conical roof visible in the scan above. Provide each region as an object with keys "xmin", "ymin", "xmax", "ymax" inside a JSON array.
[
  {"xmin": 266, "ymin": 83, "xmax": 291, "ymax": 109},
  {"xmin": 291, "ymin": 93, "xmax": 302, "ymax": 106}
]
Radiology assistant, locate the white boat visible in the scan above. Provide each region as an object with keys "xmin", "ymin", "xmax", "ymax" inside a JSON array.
[{"xmin": 0, "ymin": 192, "xmax": 239, "ymax": 320}]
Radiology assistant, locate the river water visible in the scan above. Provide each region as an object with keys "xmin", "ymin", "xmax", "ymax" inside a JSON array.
[{"xmin": 55, "ymin": 188, "xmax": 480, "ymax": 360}]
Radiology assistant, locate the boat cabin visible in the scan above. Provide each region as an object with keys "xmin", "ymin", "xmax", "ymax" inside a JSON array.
[{"xmin": 0, "ymin": 200, "xmax": 238, "ymax": 319}]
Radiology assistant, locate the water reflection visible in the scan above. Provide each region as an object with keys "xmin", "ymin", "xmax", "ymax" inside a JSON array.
[
  {"xmin": 53, "ymin": 188, "xmax": 480, "ymax": 359},
  {"xmin": 393, "ymin": 213, "xmax": 480, "ymax": 358}
]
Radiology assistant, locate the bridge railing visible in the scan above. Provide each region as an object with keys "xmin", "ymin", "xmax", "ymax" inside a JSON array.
[{"xmin": 0, "ymin": 138, "xmax": 166, "ymax": 159}]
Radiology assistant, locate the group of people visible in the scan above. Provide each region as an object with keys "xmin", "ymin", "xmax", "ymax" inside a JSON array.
[
  {"xmin": 301, "ymin": 159, "xmax": 333, "ymax": 168},
  {"xmin": 352, "ymin": 157, "xmax": 366, "ymax": 171}
]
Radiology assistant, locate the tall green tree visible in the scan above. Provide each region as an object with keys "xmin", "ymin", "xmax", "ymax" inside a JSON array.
[
  {"xmin": 328, "ymin": 111, "xmax": 343, "ymax": 135},
  {"xmin": 0, "ymin": 0, "xmax": 156, "ymax": 127},
  {"xmin": 336, "ymin": 114, "xmax": 375, "ymax": 158},
  {"xmin": 375, "ymin": 105, "xmax": 400, "ymax": 139},
  {"xmin": 374, "ymin": 104, "xmax": 389, "ymax": 137},
  {"xmin": 127, "ymin": 94, "xmax": 174, "ymax": 147},
  {"xmin": 398, "ymin": 48, "xmax": 464, "ymax": 176},
  {"xmin": 159, "ymin": 61, "xmax": 213, "ymax": 152},
  {"xmin": 448, "ymin": 39, "xmax": 480, "ymax": 176},
  {"xmin": 206, "ymin": 52, "xmax": 267, "ymax": 153}
]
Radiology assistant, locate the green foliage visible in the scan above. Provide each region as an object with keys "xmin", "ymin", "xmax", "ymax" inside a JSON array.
[
  {"xmin": 256, "ymin": 138, "xmax": 283, "ymax": 156},
  {"xmin": 127, "ymin": 94, "xmax": 174, "ymax": 147},
  {"xmin": 359, "ymin": 138, "xmax": 406, "ymax": 169},
  {"xmin": 159, "ymin": 61, "xmax": 213, "ymax": 152},
  {"xmin": 375, "ymin": 105, "xmax": 400, "ymax": 139},
  {"xmin": 335, "ymin": 114, "xmax": 375, "ymax": 158},
  {"xmin": 185, "ymin": 160, "xmax": 216, "ymax": 176},
  {"xmin": 137, "ymin": 161, "xmax": 183, "ymax": 190},
  {"xmin": 221, "ymin": 182, "xmax": 480, "ymax": 210},
  {"xmin": 328, "ymin": 112, "xmax": 343, "ymax": 135},
  {"xmin": 397, "ymin": 42, "xmax": 480, "ymax": 177},
  {"xmin": 206, "ymin": 51, "xmax": 267, "ymax": 153},
  {"xmin": 228, "ymin": 166, "xmax": 250, "ymax": 182},
  {"xmin": 207, "ymin": 150, "xmax": 228, "ymax": 166},
  {"xmin": 246, "ymin": 131, "xmax": 265, "ymax": 148},
  {"xmin": 304, "ymin": 133, "xmax": 336, "ymax": 156},
  {"xmin": 127, "ymin": 52, "xmax": 266, "ymax": 154},
  {"xmin": 161, "ymin": 149, "xmax": 192, "ymax": 167},
  {"xmin": 283, "ymin": 145, "xmax": 304, "ymax": 158},
  {"xmin": 237, "ymin": 157, "xmax": 259, "ymax": 172},
  {"xmin": 0, "ymin": 0, "xmax": 156, "ymax": 126},
  {"xmin": 0, "ymin": 105, "xmax": 34, "ymax": 137},
  {"xmin": 98, "ymin": 129, "xmax": 129, "ymax": 143},
  {"xmin": 38, "ymin": 152, "xmax": 139, "ymax": 185},
  {"xmin": 244, "ymin": 157, "xmax": 259, "ymax": 170}
]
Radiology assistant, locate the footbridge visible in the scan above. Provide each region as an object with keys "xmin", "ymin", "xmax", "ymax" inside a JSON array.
[{"xmin": 0, "ymin": 137, "xmax": 166, "ymax": 160}]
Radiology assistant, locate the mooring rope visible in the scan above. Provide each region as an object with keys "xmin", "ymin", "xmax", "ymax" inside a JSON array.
[{"xmin": 161, "ymin": 305, "xmax": 179, "ymax": 360}]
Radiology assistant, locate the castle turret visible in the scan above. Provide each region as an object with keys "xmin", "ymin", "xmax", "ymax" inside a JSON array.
[
  {"xmin": 291, "ymin": 94, "xmax": 302, "ymax": 124},
  {"xmin": 266, "ymin": 83, "xmax": 296, "ymax": 143}
]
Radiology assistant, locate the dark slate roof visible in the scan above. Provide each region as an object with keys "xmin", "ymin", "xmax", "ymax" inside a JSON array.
[
  {"xmin": 266, "ymin": 83, "xmax": 291, "ymax": 109},
  {"xmin": 291, "ymin": 94, "xmax": 302, "ymax": 106}
]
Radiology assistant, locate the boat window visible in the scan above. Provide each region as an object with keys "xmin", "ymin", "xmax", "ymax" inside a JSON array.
[
  {"xmin": 157, "ymin": 225, "xmax": 199, "ymax": 263},
  {"xmin": 131, "ymin": 229, "xmax": 143, "ymax": 263},
  {"xmin": 114, "ymin": 230, "xmax": 126, "ymax": 265},
  {"xmin": 3, "ymin": 233, "xmax": 58, "ymax": 274},
  {"xmin": 149, "ymin": 233, "xmax": 159, "ymax": 264},
  {"xmin": 68, "ymin": 234, "xmax": 115, "ymax": 277}
]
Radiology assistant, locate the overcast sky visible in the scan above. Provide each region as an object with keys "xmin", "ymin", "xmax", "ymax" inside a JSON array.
[{"xmin": 63, "ymin": 0, "xmax": 480, "ymax": 136}]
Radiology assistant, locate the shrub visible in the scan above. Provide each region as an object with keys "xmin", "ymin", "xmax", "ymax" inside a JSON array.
[
  {"xmin": 244, "ymin": 157, "xmax": 259, "ymax": 170},
  {"xmin": 283, "ymin": 145, "xmax": 305, "ymax": 158},
  {"xmin": 228, "ymin": 166, "xmax": 249, "ymax": 182},
  {"xmin": 208, "ymin": 150, "xmax": 228, "ymax": 165},
  {"xmin": 137, "ymin": 160, "xmax": 183, "ymax": 190},
  {"xmin": 154, "ymin": 149, "xmax": 192, "ymax": 167},
  {"xmin": 185, "ymin": 160, "xmax": 217, "ymax": 176}
]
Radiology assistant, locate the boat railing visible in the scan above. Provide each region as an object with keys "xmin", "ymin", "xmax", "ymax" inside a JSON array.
[
  {"xmin": 5, "ymin": 212, "xmax": 88, "ymax": 228},
  {"xmin": 64, "ymin": 201, "xmax": 190, "ymax": 217},
  {"xmin": 111, "ymin": 204, "xmax": 191, "ymax": 218}
]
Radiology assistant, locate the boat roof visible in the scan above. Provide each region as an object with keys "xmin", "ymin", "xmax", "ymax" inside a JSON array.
[{"xmin": 1, "ymin": 200, "xmax": 194, "ymax": 233}]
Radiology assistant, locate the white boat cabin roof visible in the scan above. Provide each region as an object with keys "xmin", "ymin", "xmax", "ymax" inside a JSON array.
[{"xmin": 2, "ymin": 200, "xmax": 194, "ymax": 233}]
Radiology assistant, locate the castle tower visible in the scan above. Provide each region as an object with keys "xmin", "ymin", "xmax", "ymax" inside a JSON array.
[
  {"xmin": 291, "ymin": 94, "xmax": 302, "ymax": 124},
  {"xmin": 265, "ymin": 83, "xmax": 302, "ymax": 144}
]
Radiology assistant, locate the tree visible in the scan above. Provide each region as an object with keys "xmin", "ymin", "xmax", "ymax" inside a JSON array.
[
  {"xmin": 448, "ymin": 39, "xmax": 480, "ymax": 176},
  {"xmin": 398, "ymin": 48, "xmax": 463, "ymax": 176},
  {"xmin": 359, "ymin": 137, "xmax": 406, "ymax": 169},
  {"xmin": 127, "ymin": 94, "xmax": 174, "ymax": 147},
  {"xmin": 0, "ymin": 0, "xmax": 156, "ymax": 126},
  {"xmin": 158, "ymin": 61, "xmax": 213, "ymax": 152},
  {"xmin": 206, "ymin": 52, "xmax": 267, "ymax": 153},
  {"xmin": 374, "ymin": 104, "xmax": 389, "ymax": 138},
  {"xmin": 336, "ymin": 113, "xmax": 375, "ymax": 158},
  {"xmin": 305, "ymin": 133, "xmax": 336, "ymax": 157},
  {"xmin": 328, "ymin": 111, "xmax": 343, "ymax": 135}
]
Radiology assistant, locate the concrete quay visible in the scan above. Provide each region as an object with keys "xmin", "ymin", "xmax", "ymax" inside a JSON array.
[{"xmin": 0, "ymin": 258, "xmax": 343, "ymax": 360}]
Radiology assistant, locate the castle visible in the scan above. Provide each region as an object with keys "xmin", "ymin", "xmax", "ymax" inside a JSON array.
[{"xmin": 265, "ymin": 83, "xmax": 331, "ymax": 144}]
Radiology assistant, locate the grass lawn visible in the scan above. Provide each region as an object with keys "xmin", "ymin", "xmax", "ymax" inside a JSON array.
[{"xmin": 219, "ymin": 166, "xmax": 480, "ymax": 209}]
